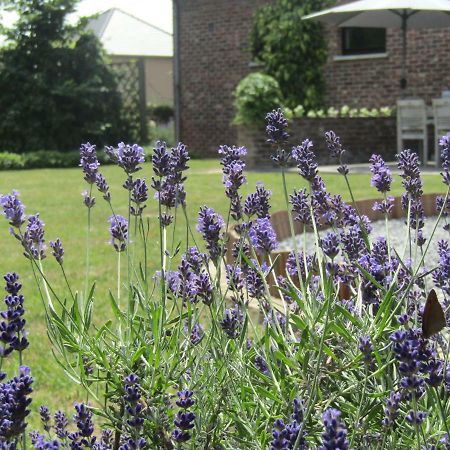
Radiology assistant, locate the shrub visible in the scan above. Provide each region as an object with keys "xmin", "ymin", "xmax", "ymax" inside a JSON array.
[
  {"xmin": 148, "ymin": 103, "xmax": 174, "ymax": 124},
  {"xmin": 233, "ymin": 72, "xmax": 283, "ymax": 125},
  {"xmin": 0, "ymin": 152, "xmax": 25, "ymax": 170},
  {"xmin": 0, "ymin": 0, "xmax": 129, "ymax": 153},
  {"xmin": 1, "ymin": 116, "xmax": 450, "ymax": 449},
  {"xmin": 250, "ymin": 0, "xmax": 330, "ymax": 109}
]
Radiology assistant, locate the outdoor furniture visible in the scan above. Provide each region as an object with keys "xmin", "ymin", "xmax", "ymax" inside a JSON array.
[
  {"xmin": 397, "ymin": 99, "xmax": 428, "ymax": 163},
  {"xmin": 432, "ymin": 98, "xmax": 450, "ymax": 166}
]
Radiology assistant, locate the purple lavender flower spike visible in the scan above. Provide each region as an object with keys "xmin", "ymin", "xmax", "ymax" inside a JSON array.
[
  {"xmin": 370, "ymin": 154, "xmax": 393, "ymax": 193},
  {"xmin": 358, "ymin": 336, "xmax": 374, "ymax": 367},
  {"xmin": 197, "ymin": 206, "xmax": 225, "ymax": 262},
  {"xmin": 220, "ymin": 305, "xmax": 243, "ymax": 339},
  {"xmin": 152, "ymin": 141, "xmax": 171, "ymax": 177},
  {"xmin": 382, "ymin": 391, "xmax": 401, "ymax": 428},
  {"xmin": 406, "ymin": 410, "xmax": 426, "ymax": 425},
  {"xmin": 95, "ymin": 173, "xmax": 111, "ymax": 202},
  {"xmin": 266, "ymin": 108, "xmax": 289, "ymax": 145},
  {"xmin": 49, "ymin": 239, "xmax": 64, "ymax": 265},
  {"xmin": 291, "ymin": 139, "xmax": 318, "ymax": 182},
  {"xmin": 440, "ymin": 132, "xmax": 450, "ymax": 185},
  {"xmin": 255, "ymin": 355, "xmax": 270, "ymax": 376},
  {"xmin": 108, "ymin": 215, "xmax": 128, "ymax": 253},
  {"xmin": 22, "ymin": 214, "xmax": 46, "ymax": 260},
  {"xmin": 325, "ymin": 130, "xmax": 344, "ymax": 158},
  {"xmin": 319, "ymin": 408, "xmax": 349, "ymax": 450},
  {"xmin": 0, "ymin": 365, "xmax": 33, "ymax": 441},
  {"xmin": 122, "ymin": 374, "xmax": 146, "ymax": 448},
  {"xmin": 176, "ymin": 390, "xmax": 195, "ymax": 409},
  {"xmin": 190, "ymin": 324, "xmax": 203, "ymax": 345},
  {"xmin": 39, "ymin": 406, "xmax": 51, "ymax": 432},
  {"xmin": 1, "ymin": 272, "xmax": 28, "ymax": 356},
  {"xmin": 321, "ymin": 232, "xmax": 340, "ymax": 259},
  {"xmin": 130, "ymin": 178, "xmax": 148, "ymax": 216},
  {"xmin": 54, "ymin": 410, "xmax": 68, "ymax": 439},
  {"xmin": 71, "ymin": 403, "xmax": 95, "ymax": 448},
  {"xmin": 290, "ymin": 188, "xmax": 311, "ymax": 226},
  {"xmin": 105, "ymin": 142, "xmax": 145, "ymax": 175},
  {"xmin": 79, "ymin": 143, "xmax": 99, "ymax": 185},
  {"xmin": 82, "ymin": 191, "xmax": 96, "ymax": 209},
  {"xmin": 0, "ymin": 190, "xmax": 26, "ymax": 229},
  {"xmin": 270, "ymin": 419, "xmax": 290, "ymax": 450},
  {"xmin": 172, "ymin": 390, "xmax": 195, "ymax": 444},
  {"xmin": 219, "ymin": 145, "xmax": 247, "ymax": 221},
  {"xmin": 248, "ymin": 217, "xmax": 278, "ymax": 254},
  {"xmin": 244, "ymin": 183, "xmax": 271, "ymax": 219}
]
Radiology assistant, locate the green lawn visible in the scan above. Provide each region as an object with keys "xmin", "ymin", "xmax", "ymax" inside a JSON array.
[{"xmin": 0, "ymin": 159, "xmax": 446, "ymax": 424}]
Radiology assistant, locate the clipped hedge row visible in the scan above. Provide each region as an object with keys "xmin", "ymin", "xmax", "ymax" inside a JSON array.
[{"xmin": 0, "ymin": 150, "xmax": 113, "ymax": 171}]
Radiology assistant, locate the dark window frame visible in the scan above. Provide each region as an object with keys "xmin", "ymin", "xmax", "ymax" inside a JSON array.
[{"xmin": 341, "ymin": 27, "xmax": 387, "ymax": 55}]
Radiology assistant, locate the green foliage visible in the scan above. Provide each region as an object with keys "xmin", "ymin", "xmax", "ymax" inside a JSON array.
[
  {"xmin": 284, "ymin": 104, "xmax": 395, "ymax": 119},
  {"xmin": 250, "ymin": 0, "xmax": 330, "ymax": 109},
  {"xmin": 0, "ymin": 152, "xmax": 25, "ymax": 170},
  {"xmin": 0, "ymin": 0, "xmax": 129, "ymax": 153},
  {"xmin": 148, "ymin": 103, "xmax": 174, "ymax": 124},
  {"xmin": 233, "ymin": 73, "xmax": 283, "ymax": 125},
  {"xmin": 0, "ymin": 149, "xmax": 114, "ymax": 170}
]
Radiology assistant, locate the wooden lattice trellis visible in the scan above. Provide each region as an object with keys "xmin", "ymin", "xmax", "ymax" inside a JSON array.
[{"xmin": 111, "ymin": 59, "xmax": 148, "ymax": 144}]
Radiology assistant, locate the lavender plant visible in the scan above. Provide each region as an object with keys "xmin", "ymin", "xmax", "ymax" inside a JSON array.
[{"xmin": 1, "ymin": 113, "xmax": 450, "ymax": 449}]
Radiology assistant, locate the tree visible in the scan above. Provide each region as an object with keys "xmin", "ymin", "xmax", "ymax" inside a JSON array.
[
  {"xmin": 250, "ymin": 0, "xmax": 330, "ymax": 110},
  {"xmin": 0, "ymin": 0, "xmax": 128, "ymax": 152}
]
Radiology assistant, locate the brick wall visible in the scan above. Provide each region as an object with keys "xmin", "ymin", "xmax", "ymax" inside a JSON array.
[
  {"xmin": 238, "ymin": 117, "xmax": 397, "ymax": 168},
  {"xmin": 177, "ymin": 0, "xmax": 271, "ymax": 157},
  {"xmin": 177, "ymin": 0, "xmax": 450, "ymax": 157}
]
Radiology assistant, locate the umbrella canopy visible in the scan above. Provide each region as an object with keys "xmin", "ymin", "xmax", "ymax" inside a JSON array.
[
  {"xmin": 304, "ymin": 0, "xmax": 450, "ymax": 28},
  {"xmin": 304, "ymin": 0, "xmax": 450, "ymax": 89}
]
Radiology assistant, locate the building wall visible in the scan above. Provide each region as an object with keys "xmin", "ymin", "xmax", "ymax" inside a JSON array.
[
  {"xmin": 177, "ymin": 0, "xmax": 450, "ymax": 156},
  {"xmin": 177, "ymin": 0, "xmax": 271, "ymax": 157},
  {"xmin": 324, "ymin": 27, "xmax": 450, "ymax": 108},
  {"xmin": 111, "ymin": 55, "xmax": 174, "ymax": 106},
  {"xmin": 145, "ymin": 57, "xmax": 174, "ymax": 105}
]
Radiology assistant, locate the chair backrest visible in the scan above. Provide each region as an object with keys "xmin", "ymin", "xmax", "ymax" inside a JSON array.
[
  {"xmin": 433, "ymin": 99, "xmax": 450, "ymax": 134},
  {"xmin": 397, "ymin": 99, "xmax": 427, "ymax": 132}
]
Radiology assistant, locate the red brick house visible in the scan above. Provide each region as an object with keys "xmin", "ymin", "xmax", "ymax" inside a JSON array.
[{"xmin": 173, "ymin": 0, "xmax": 450, "ymax": 159}]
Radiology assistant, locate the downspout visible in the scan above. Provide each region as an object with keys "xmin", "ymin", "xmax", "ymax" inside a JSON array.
[{"xmin": 173, "ymin": 0, "xmax": 181, "ymax": 143}]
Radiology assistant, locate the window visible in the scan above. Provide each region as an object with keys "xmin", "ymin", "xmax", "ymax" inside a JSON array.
[{"xmin": 341, "ymin": 27, "xmax": 386, "ymax": 55}]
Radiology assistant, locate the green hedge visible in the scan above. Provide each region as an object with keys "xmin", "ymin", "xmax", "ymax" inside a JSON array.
[{"xmin": 0, "ymin": 150, "xmax": 113, "ymax": 171}]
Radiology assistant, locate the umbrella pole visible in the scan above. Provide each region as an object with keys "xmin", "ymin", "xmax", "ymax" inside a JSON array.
[{"xmin": 400, "ymin": 11, "xmax": 407, "ymax": 92}]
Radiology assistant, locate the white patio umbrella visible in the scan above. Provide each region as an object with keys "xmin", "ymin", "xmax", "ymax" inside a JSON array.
[{"xmin": 303, "ymin": 0, "xmax": 450, "ymax": 89}]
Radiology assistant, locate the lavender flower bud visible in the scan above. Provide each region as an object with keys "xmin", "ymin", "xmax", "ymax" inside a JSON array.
[
  {"xmin": 82, "ymin": 191, "xmax": 96, "ymax": 209},
  {"xmin": 105, "ymin": 142, "xmax": 145, "ymax": 174},
  {"xmin": 248, "ymin": 217, "xmax": 278, "ymax": 254},
  {"xmin": 325, "ymin": 131, "xmax": 344, "ymax": 158},
  {"xmin": 39, "ymin": 406, "xmax": 51, "ymax": 432},
  {"xmin": 370, "ymin": 154, "xmax": 393, "ymax": 193},
  {"xmin": 220, "ymin": 305, "xmax": 243, "ymax": 339},
  {"xmin": 319, "ymin": 408, "xmax": 349, "ymax": 450},
  {"xmin": 0, "ymin": 191, "xmax": 26, "ymax": 228},
  {"xmin": 49, "ymin": 239, "xmax": 64, "ymax": 265},
  {"xmin": 291, "ymin": 139, "xmax": 318, "ymax": 182},
  {"xmin": 197, "ymin": 207, "xmax": 224, "ymax": 262},
  {"xmin": 95, "ymin": 173, "xmax": 111, "ymax": 202},
  {"xmin": 266, "ymin": 108, "xmax": 289, "ymax": 145},
  {"xmin": 108, "ymin": 215, "xmax": 128, "ymax": 253},
  {"xmin": 79, "ymin": 143, "xmax": 99, "ymax": 185}
]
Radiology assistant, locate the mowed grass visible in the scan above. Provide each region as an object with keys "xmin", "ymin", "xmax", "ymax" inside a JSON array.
[{"xmin": 0, "ymin": 158, "xmax": 446, "ymax": 424}]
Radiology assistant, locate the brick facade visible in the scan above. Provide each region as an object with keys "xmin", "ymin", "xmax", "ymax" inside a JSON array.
[
  {"xmin": 176, "ymin": 0, "xmax": 450, "ymax": 157},
  {"xmin": 176, "ymin": 0, "xmax": 271, "ymax": 157}
]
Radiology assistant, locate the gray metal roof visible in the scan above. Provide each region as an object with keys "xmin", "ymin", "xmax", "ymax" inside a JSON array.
[{"xmin": 87, "ymin": 8, "xmax": 173, "ymax": 57}]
